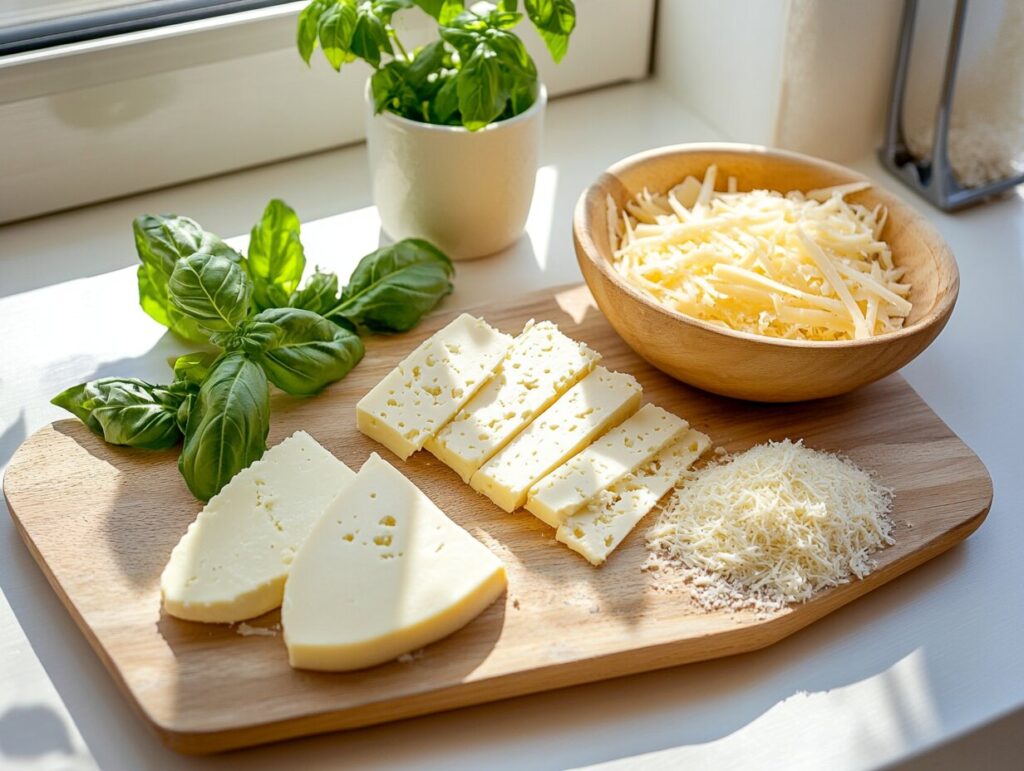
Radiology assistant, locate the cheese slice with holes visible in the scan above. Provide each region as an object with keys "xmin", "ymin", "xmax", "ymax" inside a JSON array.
[
  {"xmin": 282, "ymin": 453, "xmax": 507, "ymax": 671},
  {"xmin": 470, "ymin": 367, "xmax": 642, "ymax": 512},
  {"xmin": 525, "ymin": 403, "xmax": 689, "ymax": 528},
  {"xmin": 160, "ymin": 431, "xmax": 355, "ymax": 623},
  {"xmin": 356, "ymin": 314, "xmax": 513, "ymax": 460},
  {"xmin": 556, "ymin": 428, "xmax": 711, "ymax": 565},
  {"xmin": 425, "ymin": 320, "xmax": 601, "ymax": 482}
]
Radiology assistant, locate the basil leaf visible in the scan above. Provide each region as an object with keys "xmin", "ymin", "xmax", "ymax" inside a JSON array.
[
  {"xmin": 350, "ymin": 7, "xmax": 392, "ymax": 67},
  {"xmin": 211, "ymin": 319, "xmax": 279, "ymax": 355},
  {"xmin": 318, "ymin": 2, "xmax": 358, "ymax": 71},
  {"xmin": 250, "ymin": 308, "xmax": 365, "ymax": 396},
  {"xmin": 439, "ymin": 26, "xmax": 479, "ymax": 59},
  {"xmin": 297, "ymin": 0, "xmax": 334, "ymax": 64},
  {"xmin": 133, "ymin": 214, "xmax": 245, "ymax": 342},
  {"xmin": 172, "ymin": 351, "xmax": 218, "ymax": 387},
  {"xmin": 414, "ymin": 0, "xmax": 464, "ymax": 23},
  {"xmin": 179, "ymin": 353, "xmax": 270, "ymax": 501},
  {"xmin": 247, "ymin": 199, "xmax": 306, "ymax": 310},
  {"xmin": 524, "ymin": 0, "xmax": 575, "ymax": 62},
  {"xmin": 288, "ymin": 269, "xmax": 340, "ymax": 315},
  {"xmin": 52, "ymin": 377, "xmax": 184, "ymax": 450},
  {"xmin": 371, "ymin": 60, "xmax": 421, "ymax": 117},
  {"xmin": 327, "ymin": 239, "xmax": 454, "ymax": 332},
  {"xmin": 430, "ymin": 73, "xmax": 460, "ymax": 124},
  {"xmin": 407, "ymin": 40, "xmax": 446, "ymax": 87},
  {"xmin": 169, "ymin": 253, "xmax": 253, "ymax": 333},
  {"xmin": 372, "ymin": 0, "xmax": 415, "ymax": 23},
  {"xmin": 457, "ymin": 42, "xmax": 508, "ymax": 130}
]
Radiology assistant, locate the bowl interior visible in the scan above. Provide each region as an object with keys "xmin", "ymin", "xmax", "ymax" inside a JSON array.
[{"xmin": 580, "ymin": 144, "xmax": 959, "ymax": 336}]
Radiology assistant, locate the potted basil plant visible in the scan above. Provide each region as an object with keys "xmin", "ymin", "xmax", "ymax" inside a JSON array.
[{"xmin": 298, "ymin": 0, "xmax": 577, "ymax": 260}]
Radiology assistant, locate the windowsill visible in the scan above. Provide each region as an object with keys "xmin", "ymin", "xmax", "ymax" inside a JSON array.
[{"xmin": 1, "ymin": 79, "xmax": 1022, "ymax": 770}]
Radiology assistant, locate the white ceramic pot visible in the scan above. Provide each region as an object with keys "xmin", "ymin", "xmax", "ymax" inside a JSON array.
[{"xmin": 365, "ymin": 83, "xmax": 546, "ymax": 261}]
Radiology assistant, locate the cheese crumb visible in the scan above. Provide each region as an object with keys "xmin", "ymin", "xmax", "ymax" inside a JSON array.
[
  {"xmin": 646, "ymin": 439, "xmax": 894, "ymax": 611},
  {"xmin": 235, "ymin": 622, "xmax": 279, "ymax": 638}
]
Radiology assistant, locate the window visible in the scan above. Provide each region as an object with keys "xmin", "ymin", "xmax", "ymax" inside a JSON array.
[{"xmin": 0, "ymin": 1, "xmax": 288, "ymax": 54}]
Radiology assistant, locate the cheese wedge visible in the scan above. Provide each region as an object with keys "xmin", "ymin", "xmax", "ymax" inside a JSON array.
[
  {"xmin": 356, "ymin": 313, "xmax": 513, "ymax": 460},
  {"xmin": 526, "ymin": 403, "xmax": 689, "ymax": 528},
  {"xmin": 557, "ymin": 428, "xmax": 711, "ymax": 565},
  {"xmin": 282, "ymin": 453, "xmax": 506, "ymax": 671},
  {"xmin": 425, "ymin": 320, "xmax": 601, "ymax": 482},
  {"xmin": 160, "ymin": 431, "xmax": 355, "ymax": 623},
  {"xmin": 470, "ymin": 367, "xmax": 642, "ymax": 512}
]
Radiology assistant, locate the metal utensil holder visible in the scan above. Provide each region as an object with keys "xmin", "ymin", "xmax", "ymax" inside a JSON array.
[{"xmin": 879, "ymin": 0, "xmax": 1024, "ymax": 210}]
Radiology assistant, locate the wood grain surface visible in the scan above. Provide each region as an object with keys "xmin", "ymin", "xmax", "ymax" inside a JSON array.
[{"xmin": 3, "ymin": 284, "xmax": 992, "ymax": 754}]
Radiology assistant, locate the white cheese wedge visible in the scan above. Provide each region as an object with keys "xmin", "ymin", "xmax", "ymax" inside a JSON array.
[
  {"xmin": 425, "ymin": 320, "xmax": 601, "ymax": 482},
  {"xmin": 470, "ymin": 367, "xmax": 642, "ymax": 512},
  {"xmin": 557, "ymin": 428, "xmax": 711, "ymax": 566},
  {"xmin": 525, "ymin": 403, "xmax": 689, "ymax": 528},
  {"xmin": 356, "ymin": 313, "xmax": 513, "ymax": 460},
  {"xmin": 160, "ymin": 431, "xmax": 355, "ymax": 623},
  {"xmin": 282, "ymin": 453, "xmax": 507, "ymax": 671}
]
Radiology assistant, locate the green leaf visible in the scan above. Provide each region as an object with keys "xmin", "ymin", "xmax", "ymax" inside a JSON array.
[
  {"xmin": 485, "ymin": 27, "xmax": 536, "ymax": 77},
  {"xmin": 439, "ymin": 26, "xmax": 480, "ymax": 59},
  {"xmin": 169, "ymin": 253, "xmax": 253, "ymax": 333},
  {"xmin": 133, "ymin": 214, "xmax": 245, "ymax": 342},
  {"xmin": 414, "ymin": 0, "xmax": 464, "ymax": 23},
  {"xmin": 327, "ymin": 239, "xmax": 454, "ymax": 332},
  {"xmin": 172, "ymin": 351, "xmax": 218, "ymax": 387},
  {"xmin": 431, "ymin": 73, "xmax": 460, "ymax": 123},
  {"xmin": 407, "ymin": 39, "xmax": 447, "ymax": 87},
  {"xmin": 457, "ymin": 42, "xmax": 508, "ymax": 130},
  {"xmin": 247, "ymin": 199, "xmax": 306, "ymax": 310},
  {"xmin": 249, "ymin": 308, "xmax": 365, "ymax": 396},
  {"xmin": 372, "ymin": 0, "xmax": 415, "ymax": 23},
  {"xmin": 52, "ymin": 378, "xmax": 184, "ymax": 450},
  {"xmin": 297, "ymin": 0, "xmax": 334, "ymax": 64},
  {"xmin": 179, "ymin": 353, "xmax": 270, "ymax": 501},
  {"xmin": 350, "ymin": 7, "xmax": 392, "ymax": 67},
  {"xmin": 318, "ymin": 2, "xmax": 358, "ymax": 70},
  {"xmin": 370, "ymin": 60, "xmax": 421, "ymax": 117},
  {"xmin": 288, "ymin": 269, "xmax": 340, "ymax": 315},
  {"xmin": 524, "ymin": 0, "xmax": 575, "ymax": 62}
]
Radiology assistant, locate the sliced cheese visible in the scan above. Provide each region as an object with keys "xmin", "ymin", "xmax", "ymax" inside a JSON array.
[
  {"xmin": 282, "ymin": 453, "xmax": 506, "ymax": 671},
  {"xmin": 356, "ymin": 313, "xmax": 513, "ymax": 459},
  {"xmin": 557, "ymin": 428, "xmax": 710, "ymax": 566},
  {"xmin": 160, "ymin": 431, "xmax": 355, "ymax": 622},
  {"xmin": 526, "ymin": 403, "xmax": 689, "ymax": 528},
  {"xmin": 470, "ymin": 366, "xmax": 642, "ymax": 512},
  {"xmin": 425, "ymin": 320, "xmax": 601, "ymax": 482}
]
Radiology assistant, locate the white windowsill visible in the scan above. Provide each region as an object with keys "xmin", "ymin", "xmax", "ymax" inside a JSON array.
[{"xmin": 1, "ymin": 79, "xmax": 1023, "ymax": 770}]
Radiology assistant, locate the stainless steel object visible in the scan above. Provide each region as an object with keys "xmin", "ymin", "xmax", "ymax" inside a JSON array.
[{"xmin": 879, "ymin": 0, "xmax": 1024, "ymax": 210}]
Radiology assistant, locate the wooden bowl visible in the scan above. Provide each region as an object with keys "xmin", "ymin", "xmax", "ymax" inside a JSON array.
[{"xmin": 573, "ymin": 143, "xmax": 960, "ymax": 402}]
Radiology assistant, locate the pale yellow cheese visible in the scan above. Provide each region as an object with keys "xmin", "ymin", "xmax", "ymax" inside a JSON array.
[
  {"xmin": 425, "ymin": 320, "xmax": 601, "ymax": 482},
  {"xmin": 356, "ymin": 314, "xmax": 513, "ymax": 459},
  {"xmin": 557, "ymin": 428, "xmax": 710, "ymax": 566},
  {"xmin": 610, "ymin": 166, "xmax": 912, "ymax": 341},
  {"xmin": 646, "ymin": 439, "xmax": 895, "ymax": 609},
  {"xmin": 282, "ymin": 453, "xmax": 507, "ymax": 671},
  {"xmin": 526, "ymin": 403, "xmax": 689, "ymax": 528},
  {"xmin": 470, "ymin": 367, "xmax": 642, "ymax": 512},
  {"xmin": 160, "ymin": 431, "xmax": 356, "ymax": 622}
]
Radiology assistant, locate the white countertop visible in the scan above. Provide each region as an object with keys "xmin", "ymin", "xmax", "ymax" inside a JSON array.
[{"xmin": 1, "ymin": 80, "xmax": 1022, "ymax": 771}]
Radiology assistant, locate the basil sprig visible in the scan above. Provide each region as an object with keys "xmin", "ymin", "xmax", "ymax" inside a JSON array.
[
  {"xmin": 53, "ymin": 199, "xmax": 454, "ymax": 501},
  {"xmin": 297, "ymin": 0, "xmax": 576, "ymax": 130}
]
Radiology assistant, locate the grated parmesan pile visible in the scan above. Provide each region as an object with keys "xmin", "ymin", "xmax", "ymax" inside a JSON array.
[
  {"xmin": 646, "ymin": 439, "xmax": 894, "ymax": 611},
  {"xmin": 609, "ymin": 166, "xmax": 912, "ymax": 341}
]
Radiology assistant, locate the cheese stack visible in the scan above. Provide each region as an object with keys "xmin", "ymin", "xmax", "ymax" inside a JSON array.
[
  {"xmin": 557, "ymin": 428, "xmax": 711, "ymax": 565},
  {"xmin": 425, "ymin": 320, "xmax": 601, "ymax": 482},
  {"xmin": 356, "ymin": 314, "xmax": 513, "ymax": 460}
]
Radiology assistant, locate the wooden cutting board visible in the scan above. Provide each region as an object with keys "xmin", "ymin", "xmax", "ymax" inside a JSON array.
[{"xmin": 3, "ymin": 284, "xmax": 992, "ymax": 754}]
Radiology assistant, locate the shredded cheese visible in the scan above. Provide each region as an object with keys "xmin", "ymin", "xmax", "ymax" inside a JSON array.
[
  {"xmin": 609, "ymin": 167, "xmax": 912, "ymax": 341},
  {"xmin": 646, "ymin": 439, "xmax": 894, "ymax": 611}
]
